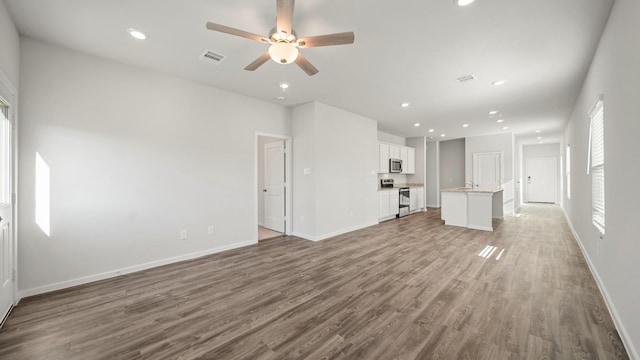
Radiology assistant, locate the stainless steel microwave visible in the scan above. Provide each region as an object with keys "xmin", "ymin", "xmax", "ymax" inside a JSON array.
[{"xmin": 389, "ymin": 158, "xmax": 402, "ymax": 173}]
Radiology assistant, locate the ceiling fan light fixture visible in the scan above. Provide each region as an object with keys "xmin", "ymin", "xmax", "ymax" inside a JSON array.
[{"xmin": 269, "ymin": 42, "xmax": 299, "ymax": 64}]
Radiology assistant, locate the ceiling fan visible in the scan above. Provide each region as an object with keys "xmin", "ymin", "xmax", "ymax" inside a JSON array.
[{"xmin": 205, "ymin": 0, "xmax": 355, "ymax": 76}]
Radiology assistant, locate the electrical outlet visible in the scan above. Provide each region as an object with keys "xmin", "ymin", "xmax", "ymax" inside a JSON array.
[
  {"xmin": 180, "ymin": 230, "xmax": 188, "ymax": 240},
  {"xmin": 207, "ymin": 226, "xmax": 214, "ymax": 235}
]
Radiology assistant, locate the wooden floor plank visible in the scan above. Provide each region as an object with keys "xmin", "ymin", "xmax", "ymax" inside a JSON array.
[{"xmin": 0, "ymin": 204, "xmax": 629, "ymax": 359}]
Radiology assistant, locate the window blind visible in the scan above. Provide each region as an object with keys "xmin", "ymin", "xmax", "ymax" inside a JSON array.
[{"xmin": 588, "ymin": 100, "xmax": 605, "ymax": 233}]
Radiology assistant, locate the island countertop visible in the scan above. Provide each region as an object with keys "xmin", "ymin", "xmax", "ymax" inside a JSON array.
[{"xmin": 440, "ymin": 187, "xmax": 504, "ymax": 194}]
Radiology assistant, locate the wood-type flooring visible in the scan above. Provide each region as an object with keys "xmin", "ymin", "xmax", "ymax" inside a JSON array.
[{"xmin": 0, "ymin": 204, "xmax": 629, "ymax": 359}]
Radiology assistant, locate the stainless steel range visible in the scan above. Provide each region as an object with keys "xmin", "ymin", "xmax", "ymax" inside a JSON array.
[{"xmin": 380, "ymin": 179, "xmax": 410, "ymax": 218}]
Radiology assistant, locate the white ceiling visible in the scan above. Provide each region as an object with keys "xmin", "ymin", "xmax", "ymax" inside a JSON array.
[{"xmin": 5, "ymin": 0, "xmax": 613, "ymax": 144}]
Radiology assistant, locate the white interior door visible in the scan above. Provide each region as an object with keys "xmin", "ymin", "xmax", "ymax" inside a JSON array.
[
  {"xmin": 526, "ymin": 157, "xmax": 557, "ymax": 203},
  {"xmin": 0, "ymin": 85, "xmax": 15, "ymax": 324},
  {"xmin": 264, "ymin": 141, "xmax": 285, "ymax": 233},
  {"xmin": 473, "ymin": 152, "xmax": 502, "ymax": 188}
]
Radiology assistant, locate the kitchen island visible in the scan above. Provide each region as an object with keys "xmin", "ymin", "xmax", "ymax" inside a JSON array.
[{"xmin": 440, "ymin": 187, "xmax": 504, "ymax": 231}]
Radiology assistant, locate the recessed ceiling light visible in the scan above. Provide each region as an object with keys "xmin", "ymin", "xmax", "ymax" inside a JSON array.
[
  {"xmin": 428, "ymin": 129, "xmax": 435, "ymax": 133},
  {"xmin": 496, "ymin": 119, "xmax": 504, "ymax": 123},
  {"xmin": 401, "ymin": 102, "xmax": 410, "ymax": 108},
  {"xmin": 414, "ymin": 123, "xmax": 420, "ymax": 127},
  {"xmin": 535, "ymin": 130, "xmax": 541, "ymax": 133},
  {"xmin": 502, "ymin": 126, "xmax": 509, "ymax": 130},
  {"xmin": 537, "ymin": 136, "xmax": 542, "ymax": 139},
  {"xmin": 489, "ymin": 110, "xmax": 499, "ymax": 116},
  {"xmin": 440, "ymin": 134, "xmax": 446, "ymax": 137},
  {"xmin": 462, "ymin": 124, "xmax": 469, "ymax": 128},
  {"xmin": 538, "ymin": 141, "xmax": 543, "ymax": 144},
  {"xmin": 279, "ymin": 82, "xmax": 289, "ymax": 89},
  {"xmin": 455, "ymin": 0, "xmax": 476, "ymax": 6},
  {"xmin": 127, "ymin": 28, "xmax": 148, "ymax": 40},
  {"xmin": 492, "ymin": 80, "xmax": 506, "ymax": 86}
]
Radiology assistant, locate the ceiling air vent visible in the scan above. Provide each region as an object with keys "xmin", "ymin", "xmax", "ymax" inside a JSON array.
[
  {"xmin": 199, "ymin": 50, "xmax": 226, "ymax": 64},
  {"xmin": 456, "ymin": 74, "xmax": 476, "ymax": 83}
]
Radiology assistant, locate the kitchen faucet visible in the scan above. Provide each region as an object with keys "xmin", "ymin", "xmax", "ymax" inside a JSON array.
[{"xmin": 465, "ymin": 181, "xmax": 474, "ymax": 188}]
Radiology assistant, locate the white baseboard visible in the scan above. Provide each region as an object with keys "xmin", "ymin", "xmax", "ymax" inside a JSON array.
[
  {"xmin": 293, "ymin": 221, "xmax": 378, "ymax": 242},
  {"xmin": 18, "ymin": 240, "xmax": 257, "ymax": 299},
  {"xmin": 426, "ymin": 203, "xmax": 440, "ymax": 208},
  {"xmin": 561, "ymin": 207, "xmax": 638, "ymax": 360}
]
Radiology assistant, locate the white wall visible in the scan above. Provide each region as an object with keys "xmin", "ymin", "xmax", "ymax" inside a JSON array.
[
  {"xmin": 425, "ymin": 141, "xmax": 439, "ymax": 207},
  {"xmin": 465, "ymin": 133, "xmax": 515, "ymax": 214},
  {"xmin": 563, "ymin": 0, "xmax": 640, "ymax": 357},
  {"xmin": 377, "ymin": 131, "xmax": 406, "ymax": 146},
  {"xmin": 291, "ymin": 102, "xmax": 317, "ymax": 238},
  {"xmin": 406, "ymin": 137, "xmax": 425, "ymax": 184},
  {"xmin": 439, "ymin": 138, "xmax": 465, "ymax": 189},
  {"xmin": 0, "ymin": 1, "xmax": 19, "ymax": 87},
  {"xmin": 522, "ymin": 143, "xmax": 561, "ymax": 204},
  {"xmin": 293, "ymin": 101, "xmax": 378, "ymax": 241},
  {"xmin": 18, "ymin": 38, "xmax": 291, "ymax": 295},
  {"xmin": 257, "ymin": 136, "xmax": 283, "ymax": 227}
]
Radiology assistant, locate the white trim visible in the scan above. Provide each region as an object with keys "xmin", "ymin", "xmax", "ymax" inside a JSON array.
[
  {"xmin": 562, "ymin": 207, "xmax": 638, "ymax": 360},
  {"xmin": 292, "ymin": 221, "xmax": 378, "ymax": 242},
  {"xmin": 0, "ymin": 70, "xmax": 18, "ymax": 311},
  {"xmin": 18, "ymin": 240, "xmax": 256, "ymax": 298}
]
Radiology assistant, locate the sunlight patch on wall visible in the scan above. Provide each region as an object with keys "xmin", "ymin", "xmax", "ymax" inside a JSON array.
[{"xmin": 35, "ymin": 152, "xmax": 50, "ymax": 236}]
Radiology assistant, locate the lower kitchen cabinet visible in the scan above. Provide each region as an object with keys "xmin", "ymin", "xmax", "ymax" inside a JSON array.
[
  {"xmin": 378, "ymin": 189, "xmax": 399, "ymax": 220},
  {"xmin": 410, "ymin": 187, "xmax": 424, "ymax": 213}
]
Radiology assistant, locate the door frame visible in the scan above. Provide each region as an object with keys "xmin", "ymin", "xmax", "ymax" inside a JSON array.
[
  {"xmin": 0, "ymin": 70, "xmax": 18, "ymax": 321},
  {"xmin": 255, "ymin": 132, "xmax": 292, "ymax": 240}
]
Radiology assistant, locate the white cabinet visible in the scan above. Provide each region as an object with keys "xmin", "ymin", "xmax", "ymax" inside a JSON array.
[
  {"xmin": 390, "ymin": 145, "xmax": 401, "ymax": 160},
  {"xmin": 409, "ymin": 188, "xmax": 417, "ymax": 211},
  {"xmin": 417, "ymin": 187, "xmax": 424, "ymax": 210},
  {"xmin": 379, "ymin": 143, "xmax": 390, "ymax": 173},
  {"xmin": 410, "ymin": 187, "xmax": 424, "ymax": 212},
  {"xmin": 378, "ymin": 189, "xmax": 399, "ymax": 220},
  {"xmin": 378, "ymin": 142, "xmax": 415, "ymax": 174},
  {"xmin": 406, "ymin": 147, "xmax": 415, "ymax": 174},
  {"xmin": 379, "ymin": 192, "xmax": 390, "ymax": 217},
  {"xmin": 390, "ymin": 191, "xmax": 399, "ymax": 216},
  {"xmin": 400, "ymin": 147, "xmax": 408, "ymax": 170}
]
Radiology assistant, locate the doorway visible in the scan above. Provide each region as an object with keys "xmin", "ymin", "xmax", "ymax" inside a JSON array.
[
  {"xmin": 525, "ymin": 157, "xmax": 557, "ymax": 203},
  {"xmin": 0, "ymin": 74, "xmax": 16, "ymax": 327},
  {"xmin": 256, "ymin": 134, "xmax": 291, "ymax": 241}
]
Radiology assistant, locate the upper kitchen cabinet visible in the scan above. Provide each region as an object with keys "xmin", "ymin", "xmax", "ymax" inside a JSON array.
[
  {"xmin": 406, "ymin": 147, "xmax": 415, "ymax": 174},
  {"xmin": 379, "ymin": 143, "xmax": 390, "ymax": 173},
  {"xmin": 389, "ymin": 144, "xmax": 401, "ymax": 160},
  {"xmin": 378, "ymin": 142, "xmax": 415, "ymax": 174}
]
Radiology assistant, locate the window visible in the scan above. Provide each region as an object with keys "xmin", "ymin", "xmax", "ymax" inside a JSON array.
[
  {"xmin": 565, "ymin": 145, "xmax": 571, "ymax": 199},
  {"xmin": 588, "ymin": 97, "xmax": 605, "ymax": 234}
]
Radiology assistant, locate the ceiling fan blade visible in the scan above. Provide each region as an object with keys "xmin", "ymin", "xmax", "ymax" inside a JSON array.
[
  {"xmin": 276, "ymin": 0, "xmax": 295, "ymax": 36},
  {"xmin": 295, "ymin": 54, "xmax": 319, "ymax": 76},
  {"xmin": 245, "ymin": 52, "xmax": 271, "ymax": 71},
  {"xmin": 206, "ymin": 22, "xmax": 268, "ymax": 43},
  {"xmin": 297, "ymin": 32, "xmax": 355, "ymax": 48}
]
